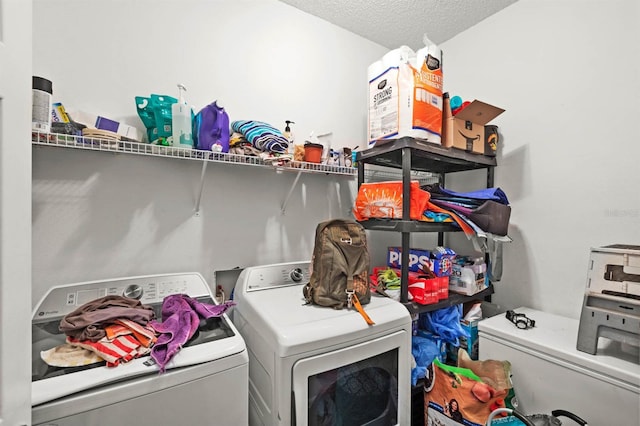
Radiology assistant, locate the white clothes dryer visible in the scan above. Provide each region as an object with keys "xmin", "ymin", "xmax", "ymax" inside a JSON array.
[
  {"xmin": 479, "ymin": 307, "xmax": 640, "ymax": 426},
  {"xmin": 232, "ymin": 261, "xmax": 412, "ymax": 426},
  {"xmin": 32, "ymin": 273, "xmax": 248, "ymax": 426}
]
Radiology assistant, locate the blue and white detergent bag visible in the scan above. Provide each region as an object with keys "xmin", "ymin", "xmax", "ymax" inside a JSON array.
[{"xmin": 194, "ymin": 101, "xmax": 230, "ymax": 152}]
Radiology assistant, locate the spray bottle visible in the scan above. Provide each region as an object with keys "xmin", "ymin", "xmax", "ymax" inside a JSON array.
[{"xmin": 171, "ymin": 84, "xmax": 193, "ymax": 149}]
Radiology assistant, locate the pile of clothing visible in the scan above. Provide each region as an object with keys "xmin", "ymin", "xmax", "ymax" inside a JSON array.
[
  {"xmin": 42, "ymin": 294, "xmax": 234, "ymax": 372},
  {"xmin": 422, "ymin": 184, "xmax": 511, "ymax": 237},
  {"xmin": 55, "ymin": 295, "xmax": 156, "ymax": 367},
  {"xmin": 229, "ymin": 120, "xmax": 292, "ymax": 165}
]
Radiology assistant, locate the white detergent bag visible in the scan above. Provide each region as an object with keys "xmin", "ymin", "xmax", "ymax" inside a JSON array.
[{"xmin": 367, "ymin": 35, "xmax": 443, "ymax": 147}]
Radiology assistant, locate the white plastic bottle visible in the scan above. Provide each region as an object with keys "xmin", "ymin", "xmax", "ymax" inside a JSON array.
[{"xmin": 171, "ymin": 84, "xmax": 193, "ymax": 149}]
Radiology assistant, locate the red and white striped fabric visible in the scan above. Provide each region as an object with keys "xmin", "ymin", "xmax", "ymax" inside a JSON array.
[
  {"xmin": 67, "ymin": 334, "xmax": 150, "ymax": 367},
  {"xmin": 105, "ymin": 319, "xmax": 157, "ymax": 348}
]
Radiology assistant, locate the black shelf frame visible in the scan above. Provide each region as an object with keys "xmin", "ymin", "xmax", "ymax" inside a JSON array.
[
  {"xmin": 357, "ymin": 137, "xmax": 496, "ymax": 174},
  {"xmin": 356, "ymin": 137, "xmax": 496, "ymax": 314},
  {"xmin": 401, "ymin": 284, "xmax": 494, "ymax": 314}
]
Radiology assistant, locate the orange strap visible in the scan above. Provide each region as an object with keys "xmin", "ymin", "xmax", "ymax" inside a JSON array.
[{"xmin": 352, "ymin": 293, "xmax": 375, "ymax": 325}]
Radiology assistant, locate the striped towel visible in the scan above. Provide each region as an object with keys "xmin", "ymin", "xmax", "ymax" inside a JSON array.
[
  {"xmin": 231, "ymin": 120, "xmax": 289, "ymax": 153},
  {"xmin": 105, "ymin": 318, "xmax": 157, "ymax": 348},
  {"xmin": 67, "ymin": 334, "xmax": 151, "ymax": 367}
]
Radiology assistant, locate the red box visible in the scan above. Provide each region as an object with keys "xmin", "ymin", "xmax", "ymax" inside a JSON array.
[
  {"xmin": 408, "ymin": 277, "xmax": 439, "ymax": 305},
  {"xmin": 434, "ymin": 276, "xmax": 449, "ymax": 300}
]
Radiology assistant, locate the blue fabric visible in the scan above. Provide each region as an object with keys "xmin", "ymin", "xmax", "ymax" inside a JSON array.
[
  {"xmin": 435, "ymin": 186, "xmax": 509, "ymax": 205},
  {"xmin": 420, "ymin": 305, "xmax": 469, "ymax": 346},
  {"xmin": 411, "ymin": 336, "xmax": 442, "ymax": 386},
  {"xmin": 423, "ymin": 211, "xmax": 452, "ymax": 222}
]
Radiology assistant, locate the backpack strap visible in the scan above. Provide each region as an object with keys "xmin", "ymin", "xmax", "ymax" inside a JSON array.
[
  {"xmin": 350, "ymin": 292, "xmax": 375, "ymax": 325},
  {"xmin": 346, "ymin": 278, "xmax": 374, "ymax": 326}
]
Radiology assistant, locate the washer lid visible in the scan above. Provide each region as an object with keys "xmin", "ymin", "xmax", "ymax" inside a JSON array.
[
  {"xmin": 478, "ymin": 307, "xmax": 640, "ymax": 389},
  {"xmin": 236, "ymin": 282, "xmax": 411, "ymax": 357}
]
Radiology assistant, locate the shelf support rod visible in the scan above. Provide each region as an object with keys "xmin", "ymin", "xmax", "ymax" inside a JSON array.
[
  {"xmin": 400, "ymin": 147, "xmax": 412, "ymax": 304},
  {"xmin": 281, "ymin": 171, "xmax": 302, "ymax": 215},
  {"xmin": 194, "ymin": 160, "xmax": 209, "ymax": 216},
  {"xmin": 438, "ymin": 173, "xmax": 446, "ymax": 246}
]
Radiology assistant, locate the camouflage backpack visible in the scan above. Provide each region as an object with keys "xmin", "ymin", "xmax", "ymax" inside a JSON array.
[{"xmin": 303, "ymin": 219, "xmax": 374, "ymax": 325}]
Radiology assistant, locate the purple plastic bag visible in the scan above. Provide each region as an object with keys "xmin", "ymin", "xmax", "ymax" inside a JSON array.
[{"xmin": 195, "ymin": 101, "xmax": 230, "ymax": 152}]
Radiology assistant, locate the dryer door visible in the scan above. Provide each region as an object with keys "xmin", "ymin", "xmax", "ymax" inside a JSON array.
[{"xmin": 292, "ymin": 330, "xmax": 410, "ymax": 426}]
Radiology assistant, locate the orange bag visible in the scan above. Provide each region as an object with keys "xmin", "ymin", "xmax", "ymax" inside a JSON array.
[
  {"xmin": 353, "ymin": 181, "xmax": 430, "ymax": 221},
  {"xmin": 424, "ymin": 360, "xmax": 508, "ymax": 426}
]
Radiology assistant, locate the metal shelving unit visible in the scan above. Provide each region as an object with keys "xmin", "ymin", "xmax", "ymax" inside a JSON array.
[{"xmin": 356, "ymin": 136, "xmax": 497, "ymax": 314}]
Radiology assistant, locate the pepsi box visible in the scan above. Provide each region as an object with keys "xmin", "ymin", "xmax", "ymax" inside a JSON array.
[
  {"xmin": 387, "ymin": 246, "xmax": 456, "ymax": 275},
  {"xmin": 387, "ymin": 247, "xmax": 430, "ymax": 273}
]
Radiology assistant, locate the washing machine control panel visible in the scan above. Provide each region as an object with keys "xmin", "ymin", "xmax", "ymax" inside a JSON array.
[
  {"xmin": 244, "ymin": 262, "xmax": 311, "ymax": 291},
  {"xmin": 33, "ymin": 273, "xmax": 211, "ymax": 322}
]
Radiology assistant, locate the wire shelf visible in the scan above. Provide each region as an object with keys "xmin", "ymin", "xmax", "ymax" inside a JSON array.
[
  {"xmin": 31, "ymin": 131, "xmax": 438, "ymax": 184},
  {"xmin": 364, "ymin": 168, "xmax": 439, "ymax": 186},
  {"xmin": 31, "ymin": 131, "xmax": 358, "ymax": 176}
]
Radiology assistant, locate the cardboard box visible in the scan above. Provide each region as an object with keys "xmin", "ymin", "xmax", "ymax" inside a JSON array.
[
  {"xmin": 387, "ymin": 246, "xmax": 455, "ymax": 275},
  {"xmin": 449, "ymin": 262, "xmax": 488, "ymax": 296},
  {"xmin": 447, "ymin": 319, "xmax": 479, "ymax": 362},
  {"xmin": 442, "ymin": 100, "xmax": 505, "ymax": 154},
  {"xmin": 387, "ymin": 247, "xmax": 430, "ymax": 273},
  {"xmin": 69, "ymin": 109, "xmax": 143, "ymax": 141}
]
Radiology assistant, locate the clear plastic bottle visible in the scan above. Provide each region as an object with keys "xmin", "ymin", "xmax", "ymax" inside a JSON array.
[{"xmin": 171, "ymin": 84, "xmax": 193, "ymax": 149}]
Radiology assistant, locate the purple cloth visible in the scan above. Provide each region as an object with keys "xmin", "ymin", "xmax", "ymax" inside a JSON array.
[{"xmin": 150, "ymin": 294, "xmax": 235, "ymax": 372}]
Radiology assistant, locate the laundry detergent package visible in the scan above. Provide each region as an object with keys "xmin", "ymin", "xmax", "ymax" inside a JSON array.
[
  {"xmin": 367, "ymin": 36, "xmax": 443, "ymax": 147},
  {"xmin": 194, "ymin": 101, "xmax": 230, "ymax": 152},
  {"xmin": 135, "ymin": 94, "xmax": 177, "ymax": 144}
]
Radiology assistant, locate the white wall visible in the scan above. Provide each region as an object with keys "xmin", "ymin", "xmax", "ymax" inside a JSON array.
[
  {"xmin": 31, "ymin": 0, "xmax": 387, "ymax": 305},
  {"xmin": 33, "ymin": 0, "xmax": 640, "ymax": 320},
  {"xmin": 442, "ymin": 0, "xmax": 640, "ymax": 318}
]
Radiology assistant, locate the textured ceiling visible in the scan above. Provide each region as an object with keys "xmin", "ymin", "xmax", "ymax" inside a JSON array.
[{"xmin": 278, "ymin": 0, "xmax": 518, "ymax": 49}]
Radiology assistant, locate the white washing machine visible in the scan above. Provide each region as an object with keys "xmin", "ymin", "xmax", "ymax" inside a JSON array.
[
  {"xmin": 32, "ymin": 273, "xmax": 248, "ymax": 426},
  {"xmin": 479, "ymin": 307, "xmax": 640, "ymax": 426},
  {"xmin": 232, "ymin": 261, "xmax": 413, "ymax": 426}
]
